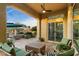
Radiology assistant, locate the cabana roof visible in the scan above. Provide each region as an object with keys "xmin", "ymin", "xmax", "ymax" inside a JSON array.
[{"xmin": 7, "ymin": 23, "xmax": 26, "ymax": 27}]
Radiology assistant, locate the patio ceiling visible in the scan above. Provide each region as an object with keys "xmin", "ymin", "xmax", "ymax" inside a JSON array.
[
  {"xmin": 10, "ymin": 3, "xmax": 67, "ymax": 18},
  {"xmin": 26, "ymin": 3, "xmax": 67, "ymax": 14}
]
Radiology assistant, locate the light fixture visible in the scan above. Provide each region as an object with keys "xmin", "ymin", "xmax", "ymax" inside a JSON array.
[{"xmin": 42, "ymin": 10, "xmax": 46, "ymax": 13}]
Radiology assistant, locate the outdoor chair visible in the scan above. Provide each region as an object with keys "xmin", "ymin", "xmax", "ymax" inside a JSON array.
[
  {"xmin": 56, "ymin": 38, "xmax": 72, "ymax": 51},
  {"xmin": 55, "ymin": 38, "xmax": 75, "ymax": 56},
  {"xmin": 0, "ymin": 42, "xmax": 32, "ymax": 56},
  {"xmin": 74, "ymin": 39, "xmax": 79, "ymax": 53}
]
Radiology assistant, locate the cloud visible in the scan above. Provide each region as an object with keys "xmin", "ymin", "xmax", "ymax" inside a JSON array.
[
  {"xmin": 17, "ymin": 18, "xmax": 37, "ymax": 27},
  {"xmin": 7, "ymin": 7, "xmax": 37, "ymax": 27}
]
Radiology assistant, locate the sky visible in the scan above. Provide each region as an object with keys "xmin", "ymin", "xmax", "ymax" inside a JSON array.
[{"xmin": 6, "ymin": 6, "xmax": 37, "ymax": 27}]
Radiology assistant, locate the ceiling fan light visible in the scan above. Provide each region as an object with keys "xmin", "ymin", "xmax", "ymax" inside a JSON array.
[{"xmin": 42, "ymin": 10, "xmax": 46, "ymax": 13}]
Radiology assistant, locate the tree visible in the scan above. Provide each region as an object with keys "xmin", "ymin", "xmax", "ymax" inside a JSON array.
[{"xmin": 31, "ymin": 26, "xmax": 37, "ymax": 31}]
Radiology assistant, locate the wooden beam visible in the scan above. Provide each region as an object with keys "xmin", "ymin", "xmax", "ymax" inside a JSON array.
[{"xmin": 9, "ymin": 3, "xmax": 40, "ymax": 18}]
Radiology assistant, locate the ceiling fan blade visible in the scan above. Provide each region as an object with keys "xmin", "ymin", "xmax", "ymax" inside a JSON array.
[
  {"xmin": 41, "ymin": 4, "xmax": 45, "ymax": 10},
  {"xmin": 41, "ymin": 4, "xmax": 53, "ymax": 13},
  {"xmin": 46, "ymin": 10, "xmax": 52, "ymax": 12}
]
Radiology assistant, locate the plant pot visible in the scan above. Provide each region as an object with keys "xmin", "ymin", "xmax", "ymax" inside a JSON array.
[{"xmin": 39, "ymin": 38, "xmax": 45, "ymax": 42}]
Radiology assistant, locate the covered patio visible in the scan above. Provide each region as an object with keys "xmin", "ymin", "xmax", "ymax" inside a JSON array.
[{"xmin": 0, "ymin": 3, "xmax": 79, "ymax": 56}]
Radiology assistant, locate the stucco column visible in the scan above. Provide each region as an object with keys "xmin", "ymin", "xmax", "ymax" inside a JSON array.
[
  {"xmin": 67, "ymin": 4, "xmax": 73, "ymax": 40},
  {"xmin": 37, "ymin": 18, "xmax": 41, "ymax": 39},
  {"xmin": 63, "ymin": 11, "xmax": 67, "ymax": 38},
  {"xmin": 41, "ymin": 18, "xmax": 48, "ymax": 42},
  {"xmin": 0, "ymin": 4, "xmax": 7, "ymax": 42}
]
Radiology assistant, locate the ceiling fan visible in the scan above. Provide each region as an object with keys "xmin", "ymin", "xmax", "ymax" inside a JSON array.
[{"xmin": 41, "ymin": 3, "xmax": 53, "ymax": 13}]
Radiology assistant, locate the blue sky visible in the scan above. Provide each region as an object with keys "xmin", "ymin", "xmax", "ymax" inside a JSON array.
[{"xmin": 6, "ymin": 6, "xmax": 37, "ymax": 27}]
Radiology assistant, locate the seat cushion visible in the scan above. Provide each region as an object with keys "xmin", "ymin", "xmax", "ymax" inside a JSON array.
[
  {"xmin": 75, "ymin": 39, "xmax": 79, "ymax": 47},
  {"xmin": 56, "ymin": 44, "xmax": 71, "ymax": 51},
  {"xmin": 16, "ymin": 50, "xmax": 30, "ymax": 56},
  {"xmin": 57, "ymin": 48, "xmax": 74, "ymax": 56},
  {"xmin": 14, "ymin": 47, "xmax": 30, "ymax": 56},
  {"xmin": 2, "ymin": 43, "xmax": 13, "ymax": 53},
  {"xmin": 14, "ymin": 47, "xmax": 20, "ymax": 52},
  {"xmin": 61, "ymin": 38, "xmax": 69, "ymax": 45}
]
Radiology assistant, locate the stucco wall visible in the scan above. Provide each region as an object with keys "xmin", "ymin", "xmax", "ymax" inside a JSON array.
[{"xmin": 0, "ymin": 4, "xmax": 6, "ymax": 42}]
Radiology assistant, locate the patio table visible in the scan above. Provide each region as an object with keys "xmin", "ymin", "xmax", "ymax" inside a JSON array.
[{"xmin": 25, "ymin": 42, "xmax": 46, "ymax": 56}]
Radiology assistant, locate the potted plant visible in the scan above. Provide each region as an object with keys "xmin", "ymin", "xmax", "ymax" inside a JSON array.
[{"xmin": 39, "ymin": 38, "xmax": 45, "ymax": 42}]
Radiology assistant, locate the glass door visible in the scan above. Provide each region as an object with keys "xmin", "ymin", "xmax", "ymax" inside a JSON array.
[
  {"xmin": 48, "ymin": 23, "xmax": 55, "ymax": 41},
  {"xmin": 48, "ymin": 22, "xmax": 63, "ymax": 42},
  {"xmin": 55, "ymin": 23, "xmax": 63, "ymax": 41},
  {"xmin": 73, "ymin": 20, "xmax": 79, "ymax": 39}
]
